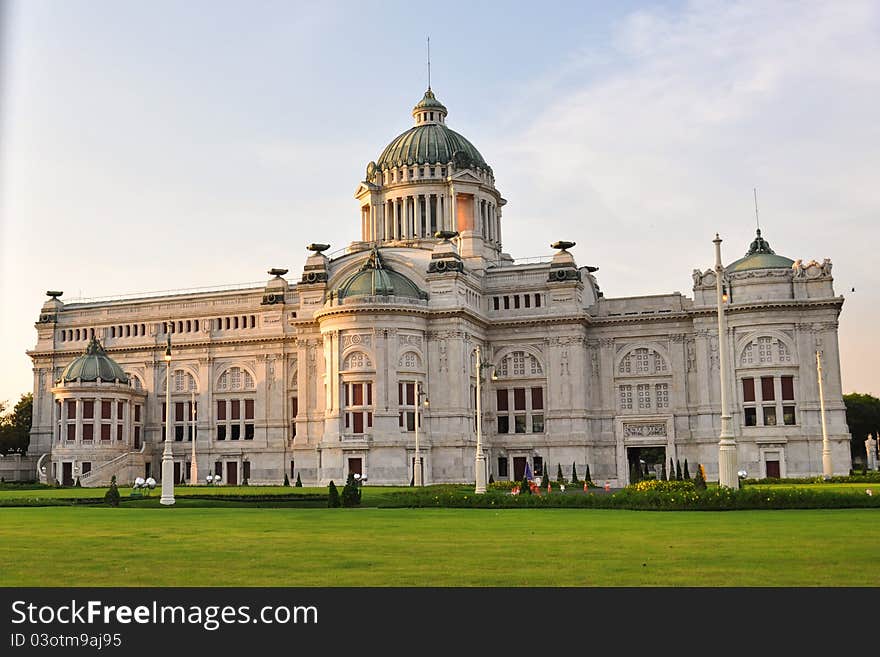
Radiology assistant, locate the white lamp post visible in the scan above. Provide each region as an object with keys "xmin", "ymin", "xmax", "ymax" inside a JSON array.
[
  {"xmin": 817, "ymin": 350, "xmax": 833, "ymax": 479},
  {"xmin": 160, "ymin": 334, "xmax": 176, "ymax": 505},
  {"xmin": 189, "ymin": 388, "xmax": 198, "ymax": 485},
  {"xmin": 714, "ymin": 234, "xmax": 739, "ymax": 489},
  {"xmin": 413, "ymin": 382, "xmax": 429, "ymax": 486},
  {"xmin": 474, "ymin": 345, "xmax": 495, "ymax": 494}
]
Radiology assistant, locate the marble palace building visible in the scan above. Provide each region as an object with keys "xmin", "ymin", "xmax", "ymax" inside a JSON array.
[{"xmin": 27, "ymin": 87, "xmax": 851, "ymax": 487}]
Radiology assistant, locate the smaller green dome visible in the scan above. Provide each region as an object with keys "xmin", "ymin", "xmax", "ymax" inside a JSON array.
[
  {"xmin": 336, "ymin": 249, "xmax": 427, "ymax": 301},
  {"xmin": 60, "ymin": 337, "xmax": 129, "ymax": 384},
  {"xmin": 414, "ymin": 88, "xmax": 447, "ymax": 112},
  {"xmin": 726, "ymin": 229, "xmax": 794, "ymax": 272}
]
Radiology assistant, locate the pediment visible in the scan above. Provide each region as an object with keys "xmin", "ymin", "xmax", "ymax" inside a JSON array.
[
  {"xmin": 449, "ymin": 170, "xmax": 482, "ymax": 184},
  {"xmin": 354, "ymin": 182, "xmax": 379, "ymax": 198}
]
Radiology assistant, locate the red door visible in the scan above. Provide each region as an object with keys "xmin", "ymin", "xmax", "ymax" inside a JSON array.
[
  {"xmin": 766, "ymin": 460, "xmax": 780, "ymax": 478},
  {"xmin": 348, "ymin": 458, "xmax": 362, "ymax": 476},
  {"xmin": 227, "ymin": 462, "xmax": 238, "ymax": 485},
  {"xmin": 513, "ymin": 457, "xmax": 527, "ymax": 481},
  {"xmin": 62, "ymin": 462, "xmax": 73, "ymax": 486}
]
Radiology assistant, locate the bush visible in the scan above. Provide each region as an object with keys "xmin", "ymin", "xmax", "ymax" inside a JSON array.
[
  {"xmin": 571, "ymin": 462, "xmax": 580, "ymax": 484},
  {"xmin": 520, "ymin": 475, "xmax": 531, "ymax": 495},
  {"xmin": 556, "ymin": 463, "xmax": 565, "ymax": 484},
  {"xmin": 283, "ymin": 473, "xmax": 290, "ymax": 487},
  {"xmin": 341, "ymin": 473, "xmax": 361, "ymax": 507},
  {"xmin": 295, "ymin": 473, "xmax": 302, "ymax": 487},
  {"xmin": 488, "ymin": 480, "xmax": 517, "ymax": 491},
  {"xmin": 661, "ymin": 462, "xmax": 668, "ymax": 481},
  {"xmin": 694, "ymin": 464, "xmax": 707, "ymax": 490},
  {"xmin": 104, "ymin": 476, "xmax": 120, "ymax": 507},
  {"xmin": 328, "ymin": 481, "xmax": 340, "ymax": 507},
  {"xmin": 488, "ymin": 474, "xmax": 495, "ymax": 484},
  {"xmin": 684, "ymin": 460, "xmax": 691, "ymax": 480},
  {"xmin": 628, "ymin": 479, "xmax": 696, "ymax": 493},
  {"xmin": 675, "ymin": 460, "xmax": 682, "ymax": 481},
  {"xmin": 585, "ymin": 465, "xmax": 592, "ymax": 484}
]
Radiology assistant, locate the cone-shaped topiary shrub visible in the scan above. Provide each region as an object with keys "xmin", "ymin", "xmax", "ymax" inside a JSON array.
[
  {"xmin": 295, "ymin": 472, "xmax": 302, "ymax": 487},
  {"xmin": 684, "ymin": 459, "xmax": 691, "ymax": 480},
  {"xmin": 341, "ymin": 473, "xmax": 362, "ymax": 507},
  {"xmin": 571, "ymin": 462, "xmax": 580, "ymax": 484},
  {"xmin": 283, "ymin": 473, "xmax": 290, "ymax": 486},
  {"xmin": 104, "ymin": 475, "xmax": 120, "ymax": 507},
  {"xmin": 328, "ymin": 480, "xmax": 340, "ymax": 507}
]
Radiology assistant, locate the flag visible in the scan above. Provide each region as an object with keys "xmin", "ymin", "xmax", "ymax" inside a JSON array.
[{"xmin": 524, "ymin": 462, "xmax": 533, "ymax": 482}]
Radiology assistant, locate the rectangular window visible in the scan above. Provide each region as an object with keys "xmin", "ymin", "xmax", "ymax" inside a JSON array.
[
  {"xmin": 503, "ymin": 296, "xmax": 510, "ymax": 310},
  {"xmin": 217, "ymin": 425, "xmax": 226, "ymax": 440},
  {"xmin": 524, "ymin": 295, "xmax": 531, "ymax": 308},
  {"xmin": 101, "ymin": 424, "xmax": 111, "ymax": 441},
  {"xmin": 245, "ymin": 399, "xmax": 254, "ymax": 420},
  {"xmin": 744, "ymin": 408, "xmax": 757, "ymax": 426},
  {"xmin": 83, "ymin": 401, "xmax": 94, "ymax": 419},
  {"xmin": 231, "ymin": 400, "xmax": 241, "ymax": 420},
  {"xmin": 405, "ymin": 411, "xmax": 415, "ymax": 431},
  {"xmin": 535, "ymin": 294, "xmax": 541, "ymax": 308},
  {"xmin": 498, "ymin": 457, "xmax": 508, "ymax": 478},
  {"xmin": 175, "ymin": 425, "xmax": 184, "ymax": 441},
  {"xmin": 81, "ymin": 462, "xmax": 91, "ymax": 475},
  {"xmin": 763, "ymin": 406, "xmax": 777, "ymax": 426},
  {"xmin": 783, "ymin": 406, "xmax": 796, "ymax": 425},
  {"xmin": 67, "ymin": 424, "xmax": 76, "ymax": 441},
  {"xmin": 493, "ymin": 297, "xmax": 499, "ymax": 311},
  {"xmin": 515, "ymin": 415, "xmax": 527, "ymax": 433},
  {"xmin": 217, "ymin": 401, "xmax": 226, "ymax": 421},
  {"xmin": 82, "ymin": 424, "xmax": 94, "ymax": 441},
  {"xmin": 101, "ymin": 401, "xmax": 112, "ymax": 419},
  {"xmin": 498, "ymin": 416, "xmax": 509, "ymax": 433},
  {"xmin": 742, "ymin": 378, "xmax": 755, "ymax": 403},
  {"xmin": 655, "ymin": 383, "xmax": 669, "ymax": 409},
  {"xmin": 116, "ymin": 424, "xmax": 123, "ymax": 441},
  {"xmin": 245, "ymin": 424, "xmax": 254, "ymax": 440},
  {"xmin": 353, "ymin": 412, "xmax": 364, "ymax": 434},
  {"xmin": 761, "ymin": 377, "xmax": 775, "ymax": 401},
  {"xmin": 533, "ymin": 456, "xmax": 544, "ymax": 477},
  {"xmin": 215, "ymin": 462, "xmax": 222, "ymax": 476},
  {"xmin": 175, "ymin": 402, "xmax": 184, "ymax": 422},
  {"xmin": 496, "ymin": 389, "xmax": 508, "ymax": 412},
  {"xmin": 532, "ymin": 414, "xmax": 544, "ymax": 433},
  {"xmin": 134, "ymin": 426, "xmax": 141, "ymax": 447},
  {"xmin": 290, "ymin": 460, "xmax": 295, "ymax": 478},
  {"xmin": 514, "ymin": 295, "xmax": 520, "ymax": 309},
  {"xmin": 619, "ymin": 385, "xmax": 632, "ymax": 410},
  {"xmin": 513, "ymin": 388, "xmax": 526, "ymax": 411},
  {"xmin": 67, "ymin": 400, "xmax": 76, "ymax": 418},
  {"xmin": 231, "ymin": 424, "xmax": 241, "ymax": 440},
  {"xmin": 117, "ymin": 401, "xmax": 124, "ymax": 417},
  {"xmin": 637, "ymin": 384, "xmax": 651, "ymax": 410},
  {"xmin": 353, "ymin": 383, "xmax": 364, "ymax": 406},
  {"xmin": 134, "ymin": 405, "xmax": 141, "ymax": 422},
  {"xmin": 531, "ymin": 387, "xmax": 543, "ymax": 410},
  {"xmin": 781, "ymin": 376, "xmax": 794, "ymax": 401}
]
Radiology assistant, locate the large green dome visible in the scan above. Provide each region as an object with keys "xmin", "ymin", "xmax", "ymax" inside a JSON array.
[
  {"xmin": 336, "ymin": 249, "xmax": 427, "ymax": 301},
  {"xmin": 726, "ymin": 229, "xmax": 794, "ymax": 272},
  {"xmin": 60, "ymin": 337, "xmax": 129, "ymax": 384},
  {"xmin": 376, "ymin": 89, "xmax": 488, "ymax": 170}
]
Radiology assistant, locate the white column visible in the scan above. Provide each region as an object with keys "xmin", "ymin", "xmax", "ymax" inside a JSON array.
[
  {"xmin": 714, "ymin": 234, "xmax": 738, "ymax": 489},
  {"xmin": 75, "ymin": 399, "xmax": 83, "ymax": 445},
  {"xmin": 110, "ymin": 396, "xmax": 117, "ymax": 442},
  {"xmin": 450, "ymin": 188, "xmax": 457, "ymax": 233},
  {"xmin": 817, "ymin": 351, "xmax": 833, "ymax": 478},
  {"xmin": 394, "ymin": 199, "xmax": 401, "ymax": 239}
]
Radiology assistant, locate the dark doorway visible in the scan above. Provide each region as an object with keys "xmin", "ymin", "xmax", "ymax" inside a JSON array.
[
  {"xmin": 62, "ymin": 462, "xmax": 73, "ymax": 486},
  {"xmin": 348, "ymin": 457, "xmax": 362, "ymax": 477},
  {"xmin": 766, "ymin": 460, "xmax": 780, "ymax": 478},
  {"xmin": 227, "ymin": 462, "xmax": 238, "ymax": 485},
  {"xmin": 173, "ymin": 462, "xmax": 181, "ymax": 484},
  {"xmin": 513, "ymin": 456, "xmax": 527, "ymax": 481},
  {"xmin": 626, "ymin": 446, "xmax": 667, "ymax": 481}
]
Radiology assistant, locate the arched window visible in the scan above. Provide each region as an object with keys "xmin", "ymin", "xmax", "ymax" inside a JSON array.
[
  {"xmin": 343, "ymin": 351, "xmax": 373, "ymax": 370},
  {"xmin": 495, "ymin": 350, "xmax": 544, "ymax": 379},
  {"xmin": 739, "ymin": 336, "xmax": 795, "ymax": 367},
  {"xmin": 217, "ymin": 366, "xmax": 255, "ymax": 392},
  {"xmin": 398, "ymin": 351, "xmax": 422, "ymax": 370},
  {"xmin": 618, "ymin": 347, "xmax": 668, "ymax": 376}
]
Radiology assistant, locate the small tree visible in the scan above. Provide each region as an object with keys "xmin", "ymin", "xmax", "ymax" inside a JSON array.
[
  {"xmin": 341, "ymin": 473, "xmax": 361, "ymax": 507},
  {"xmin": 694, "ymin": 464, "xmax": 707, "ymax": 490},
  {"xmin": 669, "ymin": 458, "xmax": 675, "ymax": 481},
  {"xmin": 684, "ymin": 459, "xmax": 691, "ymax": 480},
  {"xmin": 520, "ymin": 475, "xmax": 531, "ymax": 495},
  {"xmin": 295, "ymin": 472, "xmax": 302, "ymax": 487},
  {"xmin": 328, "ymin": 480, "xmax": 340, "ymax": 507},
  {"xmin": 283, "ymin": 473, "xmax": 290, "ymax": 487},
  {"xmin": 585, "ymin": 464, "xmax": 592, "ymax": 484},
  {"xmin": 675, "ymin": 460, "xmax": 682, "ymax": 481},
  {"xmin": 661, "ymin": 461, "xmax": 668, "ymax": 481},
  {"xmin": 488, "ymin": 473, "xmax": 495, "ymax": 484},
  {"xmin": 571, "ymin": 462, "xmax": 580, "ymax": 484},
  {"xmin": 557, "ymin": 463, "xmax": 565, "ymax": 484},
  {"xmin": 104, "ymin": 475, "xmax": 120, "ymax": 507}
]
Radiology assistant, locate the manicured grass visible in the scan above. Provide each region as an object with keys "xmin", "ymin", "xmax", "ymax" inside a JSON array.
[
  {"xmin": 748, "ymin": 482, "xmax": 878, "ymax": 494},
  {"xmin": 0, "ymin": 506, "xmax": 877, "ymax": 586}
]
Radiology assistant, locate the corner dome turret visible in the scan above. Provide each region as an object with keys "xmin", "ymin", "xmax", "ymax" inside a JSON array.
[
  {"xmin": 59, "ymin": 337, "xmax": 129, "ymax": 384},
  {"xmin": 335, "ymin": 248, "xmax": 427, "ymax": 301},
  {"xmin": 727, "ymin": 229, "xmax": 794, "ymax": 272}
]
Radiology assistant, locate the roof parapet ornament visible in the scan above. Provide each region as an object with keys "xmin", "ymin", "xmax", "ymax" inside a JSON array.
[
  {"xmin": 268, "ymin": 268, "xmax": 288, "ymax": 278},
  {"xmin": 434, "ymin": 230, "xmax": 459, "ymax": 241},
  {"xmin": 46, "ymin": 290, "xmax": 63, "ymax": 299},
  {"xmin": 307, "ymin": 243, "xmax": 331, "ymax": 253},
  {"xmin": 551, "ymin": 241, "xmax": 576, "ymax": 252}
]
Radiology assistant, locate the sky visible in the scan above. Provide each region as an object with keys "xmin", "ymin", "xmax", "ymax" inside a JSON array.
[{"xmin": 1, "ymin": 0, "xmax": 878, "ymax": 408}]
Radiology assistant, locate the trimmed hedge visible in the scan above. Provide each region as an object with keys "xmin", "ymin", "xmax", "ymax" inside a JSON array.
[{"xmin": 378, "ymin": 486, "xmax": 880, "ymax": 511}]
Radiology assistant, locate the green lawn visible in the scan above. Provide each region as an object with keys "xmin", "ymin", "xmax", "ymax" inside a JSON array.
[{"xmin": 1, "ymin": 506, "xmax": 877, "ymax": 586}]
